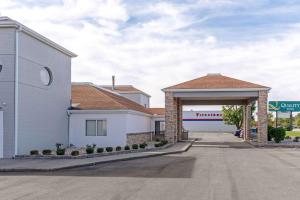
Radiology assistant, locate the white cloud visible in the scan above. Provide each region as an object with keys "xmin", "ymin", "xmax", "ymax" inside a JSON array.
[{"xmin": 1, "ymin": 0, "xmax": 300, "ymax": 107}]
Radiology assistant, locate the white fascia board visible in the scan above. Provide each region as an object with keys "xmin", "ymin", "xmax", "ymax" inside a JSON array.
[
  {"xmin": 162, "ymin": 88, "xmax": 271, "ymax": 92},
  {"xmin": 22, "ymin": 27, "xmax": 77, "ymax": 57},
  {"xmin": 0, "ymin": 18, "xmax": 77, "ymax": 57},
  {"xmin": 68, "ymin": 109, "xmax": 153, "ymax": 117},
  {"xmin": 118, "ymin": 91, "xmax": 151, "ymax": 97}
]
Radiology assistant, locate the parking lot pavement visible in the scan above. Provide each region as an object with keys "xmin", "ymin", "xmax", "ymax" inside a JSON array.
[{"xmin": 0, "ymin": 133, "xmax": 300, "ymax": 200}]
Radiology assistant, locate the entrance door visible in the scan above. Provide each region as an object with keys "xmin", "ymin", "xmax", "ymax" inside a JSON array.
[
  {"xmin": 0, "ymin": 111, "xmax": 3, "ymax": 158},
  {"xmin": 155, "ymin": 121, "xmax": 160, "ymax": 135}
]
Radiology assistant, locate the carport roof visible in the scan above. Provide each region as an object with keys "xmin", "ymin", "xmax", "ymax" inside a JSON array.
[{"xmin": 163, "ymin": 73, "xmax": 270, "ymax": 91}]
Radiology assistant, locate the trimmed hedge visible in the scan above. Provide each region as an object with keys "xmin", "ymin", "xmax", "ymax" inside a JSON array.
[
  {"xmin": 30, "ymin": 150, "xmax": 39, "ymax": 155},
  {"xmin": 116, "ymin": 146, "xmax": 122, "ymax": 151},
  {"xmin": 86, "ymin": 146, "xmax": 94, "ymax": 154},
  {"xmin": 71, "ymin": 150, "xmax": 79, "ymax": 156},
  {"xmin": 155, "ymin": 140, "xmax": 168, "ymax": 148},
  {"xmin": 139, "ymin": 143, "xmax": 146, "ymax": 149},
  {"xmin": 56, "ymin": 148, "xmax": 65, "ymax": 155},
  {"xmin": 124, "ymin": 145, "xmax": 130, "ymax": 150},
  {"xmin": 42, "ymin": 149, "xmax": 52, "ymax": 155},
  {"xmin": 270, "ymin": 127, "xmax": 286, "ymax": 143},
  {"xmin": 132, "ymin": 144, "xmax": 138, "ymax": 150},
  {"xmin": 97, "ymin": 147, "xmax": 104, "ymax": 153},
  {"xmin": 106, "ymin": 147, "xmax": 113, "ymax": 152}
]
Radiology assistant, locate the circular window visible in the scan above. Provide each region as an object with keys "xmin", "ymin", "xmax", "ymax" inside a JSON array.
[
  {"xmin": 0, "ymin": 60, "xmax": 3, "ymax": 73},
  {"xmin": 40, "ymin": 67, "xmax": 53, "ymax": 86}
]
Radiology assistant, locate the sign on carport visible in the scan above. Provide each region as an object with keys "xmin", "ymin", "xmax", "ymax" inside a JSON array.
[{"xmin": 269, "ymin": 101, "xmax": 300, "ymax": 112}]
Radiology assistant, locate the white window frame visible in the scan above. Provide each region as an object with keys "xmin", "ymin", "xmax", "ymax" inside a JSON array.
[{"xmin": 85, "ymin": 119, "xmax": 107, "ymax": 136}]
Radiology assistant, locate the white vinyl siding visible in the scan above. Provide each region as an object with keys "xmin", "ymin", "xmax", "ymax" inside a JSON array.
[{"xmin": 86, "ymin": 120, "xmax": 107, "ymax": 136}]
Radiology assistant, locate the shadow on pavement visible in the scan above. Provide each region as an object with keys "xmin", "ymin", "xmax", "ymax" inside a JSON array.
[
  {"xmin": 192, "ymin": 141, "xmax": 255, "ymax": 149},
  {"xmin": 0, "ymin": 155, "xmax": 196, "ymax": 179}
]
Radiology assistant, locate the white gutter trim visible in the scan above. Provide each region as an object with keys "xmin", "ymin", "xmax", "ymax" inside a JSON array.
[
  {"xmin": 0, "ymin": 18, "xmax": 77, "ymax": 57},
  {"xmin": 14, "ymin": 26, "xmax": 21, "ymax": 156},
  {"xmin": 162, "ymin": 88, "xmax": 271, "ymax": 92},
  {"xmin": 21, "ymin": 27, "xmax": 77, "ymax": 57},
  {"xmin": 67, "ymin": 109, "xmax": 153, "ymax": 117}
]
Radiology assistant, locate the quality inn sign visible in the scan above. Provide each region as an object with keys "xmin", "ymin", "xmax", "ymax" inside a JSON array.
[{"xmin": 269, "ymin": 101, "xmax": 300, "ymax": 112}]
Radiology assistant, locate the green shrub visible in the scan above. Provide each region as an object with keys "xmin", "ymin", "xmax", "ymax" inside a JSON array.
[
  {"xmin": 115, "ymin": 146, "xmax": 122, "ymax": 151},
  {"xmin": 285, "ymin": 136, "xmax": 291, "ymax": 140},
  {"xmin": 270, "ymin": 127, "xmax": 286, "ymax": 143},
  {"xmin": 42, "ymin": 149, "xmax": 52, "ymax": 155},
  {"xmin": 97, "ymin": 147, "xmax": 104, "ymax": 153},
  {"xmin": 71, "ymin": 150, "xmax": 79, "ymax": 156},
  {"xmin": 124, "ymin": 145, "xmax": 130, "ymax": 150},
  {"xmin": 106, "ymin": 147, "xmax": 113, "ymax": 152},
  {"xmin": 86, "ymin": 146, "xmax": 94, "ymax": 154},
  {"xmin": 161, "ymin": 140, "xmax": 168, "ymax": 145},
  {"xmin": 139, "ymin": 143, "xmax": 146, "ymax": 149},
  {"xmin": 132, "ymin": 144, "xmax": 138, "ymax": 150},
  {"xmin": 56, "ymin": 148, "xmax": 65, "ymax": 155},
  {"xmin": 155, "ymin": 138, "xmax": 160, "ymax": 142},
  {"xmin": 293, "ymin": 137, "xmax": 300, "ymax": 142},
  {"xmin": 30, "ymin": 150, "xmax": 39, "ymax": 155},
  {"xmin": 268, "ymin": 125, "xmax": 273, "ymax": 141},
  {"xmin": 154, "ymin": 143, "xmax": 161, "ymax": 148}
]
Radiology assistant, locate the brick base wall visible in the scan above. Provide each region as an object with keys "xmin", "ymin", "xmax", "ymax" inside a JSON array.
[{"xmin": 127, "ymin": 132, "xmax": 152, "ymax": 146}]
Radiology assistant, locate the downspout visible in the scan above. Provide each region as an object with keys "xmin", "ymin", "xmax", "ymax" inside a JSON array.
[
  {"xmin": 14, "ymin": 26, "xmax": 21, "ymax": 156},
  {"xmin": 67, "ymin": 110, "xmax": 71, "ymax": 146}
]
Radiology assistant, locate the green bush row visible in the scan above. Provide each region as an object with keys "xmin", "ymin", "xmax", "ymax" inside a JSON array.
[
  {"xmin": 154, "ymin": 140, "xmax": 168, "ymax": 148},
  {"xmin": 30, "ymin": 142, "xmax": 149, "ymax": 156}
]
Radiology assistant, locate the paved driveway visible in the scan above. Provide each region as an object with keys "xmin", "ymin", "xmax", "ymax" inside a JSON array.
[{"xmin": 0, "ymin": 132, "xmax": 300, "ymax": 200}]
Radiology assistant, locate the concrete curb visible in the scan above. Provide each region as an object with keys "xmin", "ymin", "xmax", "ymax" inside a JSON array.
[
  {"xmin": 0, "ymin": 141, "xmax": 194, "ymax": 172},
  {"xmin": 246, "ymin": 141, "xmax": 300, "ymax": 148}
]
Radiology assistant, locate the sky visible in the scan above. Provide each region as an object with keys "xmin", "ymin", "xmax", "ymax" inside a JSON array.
[{"xmin": 1, "ymin": 0, "xmax": 300, "ymax": 108}]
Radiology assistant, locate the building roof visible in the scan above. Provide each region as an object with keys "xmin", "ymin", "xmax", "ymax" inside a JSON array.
[
  {"xmin": 71, "ymin": 83, "xmax": 152, "ymax": 114},
  {"xmin": 100, "ymin": 85, "xmax": 151, "ymax": 97},
  {"xmin": 147, "ymin": 108, "xmax": 165, "ymax": 115},
  {"xmin": 0, "ymin": 16, "xmax": 77, "ymax": 57},
  {"xmin": 163, "ymin": 73, "xmax": 270, "ymax": 91}
]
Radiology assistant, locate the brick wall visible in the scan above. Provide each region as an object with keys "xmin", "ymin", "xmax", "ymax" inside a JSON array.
[{"xmin": 127, "ymin": 132, "xmax": 152, "ymax": 146}]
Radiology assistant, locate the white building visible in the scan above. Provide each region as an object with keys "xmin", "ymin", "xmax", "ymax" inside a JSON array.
[
  {"xmin": 182, "ymin": 111, "xmax": 236, "ymax": 133},
  {"xmin": 0, "ymin": 17, "xmax": 76, "ymax": 157},
  {"xmin": 69, "ymin": 83, "xmax": 163, "ymax": 148}
]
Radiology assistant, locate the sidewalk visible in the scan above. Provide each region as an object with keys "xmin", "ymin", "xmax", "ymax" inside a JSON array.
[{"xmin": 0, "ymin": 141, "xmax": 193, "ymax": 172}]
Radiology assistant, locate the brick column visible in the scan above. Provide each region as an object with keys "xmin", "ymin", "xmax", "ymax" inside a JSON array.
[
  {"xmin": 165, "ymin": 91, "xmax": 178, "ymax": 143},
  {"xmin": 177, "ymin": 99, "xmax": 182, "ymax": 140},
  {"xmin": 242, "ymin": 105, "xmax": 247, "ymax": 140},
  {"xmin": 257, "ymin": 90, "xmax": 268, "ymax": 143},
  {"xmin": 245, "ymin": 104, "xmax": 252, "ymax": 140}
]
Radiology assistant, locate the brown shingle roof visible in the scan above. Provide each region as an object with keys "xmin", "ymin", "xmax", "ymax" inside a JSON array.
[
  {"xmin": 163, "ymin": 74, "xmax": 269, "ymax": 90},
  {"xmin": 71, "ymin": 84, "xmax": 152, "ymax": 114},
  {"xmin": 100, "ymin": 85, "xmax": 151, "ymax": 97},
  {"xmin": 147, "ymin": 108, "xmax": 165, "ymax": 115}
]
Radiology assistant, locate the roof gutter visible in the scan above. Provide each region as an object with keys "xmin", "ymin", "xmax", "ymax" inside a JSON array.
[
  {"xmin": 162, "ymin": 88, "xmax": 271, "ymax": 92},
  {"xmin": 0, "ymin": 18, "xmax": 77, "ymax": 57}
]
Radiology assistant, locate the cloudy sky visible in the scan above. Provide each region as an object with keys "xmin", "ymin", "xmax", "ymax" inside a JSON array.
[{"xmin": 1, "ymin": 0, "xmax": 300, "ymax": 107}]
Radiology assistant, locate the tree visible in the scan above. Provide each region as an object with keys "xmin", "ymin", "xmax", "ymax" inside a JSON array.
[
  {"xmin": 222, "ymin": 105, "xmax": 243, "ymax": 129},
  {"xmin": 222, "ymin": 104, "xmax": 256, "ymax": 130},
  {"xmin": 268, "ymin": 112, "xmax": 274, "ymax": 127},
  {"xmin": 295, "ymin": 113, "xmax": 300, "ymax": 127}
]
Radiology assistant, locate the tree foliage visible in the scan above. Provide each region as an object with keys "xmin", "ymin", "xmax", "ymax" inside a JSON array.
[
  {"xmin": 222, "ymin": 104, "xmax": 256, "ymax": 130},
  {"xmin": 222, "ymin": 105, "xmax": 243, "ymax": 129}
]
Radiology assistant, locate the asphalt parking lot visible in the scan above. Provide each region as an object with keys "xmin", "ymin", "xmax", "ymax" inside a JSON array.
[{"xmin": 0, "ymin": 133, "xmax": 300, "ymax": 200}]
